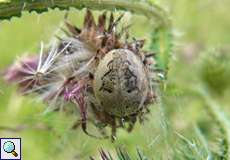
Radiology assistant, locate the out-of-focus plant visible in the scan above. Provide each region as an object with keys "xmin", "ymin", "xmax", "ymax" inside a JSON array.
[
  {"xmin": 199, "ymin": 48, "xmax": 230, "ymax": 95},
  {"xmin": 90, "ymin": 148, "xmax": 149, "ymax": 160}
]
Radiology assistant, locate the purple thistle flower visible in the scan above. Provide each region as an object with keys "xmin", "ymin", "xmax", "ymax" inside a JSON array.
[
  {"xmin": 64, "ymin": 80, "xmax": 87, "ymax": 116},
  {"xmin": 4, "ymin": 56, "xmax": 38, "ymax": 82},
  {"xmin": 4, "ymin": 56, "xmax": 39, "ymax": 92}
]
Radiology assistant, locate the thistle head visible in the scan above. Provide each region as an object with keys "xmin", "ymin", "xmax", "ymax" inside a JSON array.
[{"xmin": 3, "ymin": 10, "xmax": 159, "ymax": 139}]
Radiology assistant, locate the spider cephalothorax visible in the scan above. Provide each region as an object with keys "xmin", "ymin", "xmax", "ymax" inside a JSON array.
[{"xmin": 4, "ymin": 10, "xmax": 157, "ymax": 140}]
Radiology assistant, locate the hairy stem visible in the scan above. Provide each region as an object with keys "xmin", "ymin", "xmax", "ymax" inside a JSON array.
[{"xmin": 0, "ymin": 0, "xmax": 170, "ymax": 27}]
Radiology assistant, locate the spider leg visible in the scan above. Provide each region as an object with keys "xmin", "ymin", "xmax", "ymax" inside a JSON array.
[
  {"xmin": 72, "ymin": 120, "xmax": 81, "ymax": 130},
  {"xmin": 89, "ymin": 102, "xmax": 109, "ymax": 138},
  {"xmin": 118, "ymin": 118, "xmax": 125, "ymax": 128},
  {"xmin": 127, "ymin": 116, "xmax": 137, "ymax": 133},
  {"xmin": 111, "ymin": 117, "xmax": 117, "ymax": 142},
  {"xmin": 73, "ymin": 100, "xmax": 101, "ymax": 139},
  {"xmin": 71, "ymin": 100, "xmax": 108, "ymax": 139},
  {"xmin": 71, "ymin": 117, "xmax": 109, "ymax": 139},
  {"xmin": 78, "ymin": 101, "xmax": 87, "ymax": 133},
  {"xmin": 97, "ymin": 125, "xmax": 108, "ymax": 138},
  {"xmin": 137, "ymin": 107, "xmax": 150, "ymax": 124}
]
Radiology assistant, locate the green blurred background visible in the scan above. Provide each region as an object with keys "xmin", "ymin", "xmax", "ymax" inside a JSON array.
[{"xmin": 0, "ymin": 0, "xmax": 230, "ymax": 159}]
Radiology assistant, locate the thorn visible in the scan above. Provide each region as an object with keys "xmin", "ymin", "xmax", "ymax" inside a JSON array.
[
  {"xmin": 145, "ymin": 53, "xmax": 156, "ymax": 58},
  {"xmin": 65, "ymin": 21, "xmax": 81, "ymax": 35},
  {"xmin": 98, "ymin": 11, "xmax": 107, "ymax": 32},
  {"xmin": 84, "ymin": 9, "xmax": 96, "ymax": 29},
  {"xmin": 54, "ymin": 35, "xmax": 63, "ymax": 41},
  {"xmin": 64, "ymin": 10, "xmax": 69, "ymax": 21},
  {"xmin": 60, "ymin": 27, "xmax": 71, "ymax": 36}
]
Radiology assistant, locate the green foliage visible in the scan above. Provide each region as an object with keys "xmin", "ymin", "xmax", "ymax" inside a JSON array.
[
  {"xmin": 199, "ymin": 48, "xmax": 230, "ymax": 95},
  {"xmin": 0, "ymin": 0, "xmax": 169, "ymax": 27},
  {"xmin": 90, "ymin": 148, "xmax": 149, "ymax": 160}
]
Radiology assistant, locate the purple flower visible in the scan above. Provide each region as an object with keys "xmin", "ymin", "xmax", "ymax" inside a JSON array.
[
  {"xmin": 4, "ymin": 56, "xmax": 39, "ymax": 91},
  {"xmin": 64, "ymin": 80, "xmax": 87, "ymax": 122}
]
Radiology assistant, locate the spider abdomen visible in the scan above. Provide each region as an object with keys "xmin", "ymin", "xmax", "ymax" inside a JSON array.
[{"xmin": 94, "ymin": 49, "xmax": 149, "ymax": 117}]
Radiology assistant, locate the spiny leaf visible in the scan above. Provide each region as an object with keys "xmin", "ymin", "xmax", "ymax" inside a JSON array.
[
  {"xmin": 0, "ymin": 0, "xmax": 170, "ymax": 28},
  {"xmin": 91, "ymin": 148, "xmax": 150, "ymax": 160}
]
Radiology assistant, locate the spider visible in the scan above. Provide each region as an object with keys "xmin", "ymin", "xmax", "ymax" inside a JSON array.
[{"xmin": 4, "ymin": 10, "xmax": 158, "ymax": 141}]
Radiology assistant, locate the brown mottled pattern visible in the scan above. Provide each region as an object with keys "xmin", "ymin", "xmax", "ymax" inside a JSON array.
[{"xmin": 94, "ymin": 49, "xmax": 148, "ymax": 117}]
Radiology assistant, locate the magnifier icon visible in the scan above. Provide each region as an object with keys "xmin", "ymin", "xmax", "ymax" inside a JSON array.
[{"xmin": 3, "ymin": 141, "xmax": 18, "ymax": 157}]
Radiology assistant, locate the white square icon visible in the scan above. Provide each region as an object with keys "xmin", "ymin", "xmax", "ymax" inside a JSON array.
[{"xmin": 0, "ymin": 138, "xmax": 21, "ymax": 160}]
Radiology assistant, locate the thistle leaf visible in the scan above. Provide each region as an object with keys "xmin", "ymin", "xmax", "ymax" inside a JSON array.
[{"xmin": 91, "ymin": 148, "xmax": 150, "ymax": 160}]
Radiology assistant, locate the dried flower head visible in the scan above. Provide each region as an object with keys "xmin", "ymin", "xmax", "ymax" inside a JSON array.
[{"xmin": 4, "ymin": 10, "xmax": 158, "ymax": 140}]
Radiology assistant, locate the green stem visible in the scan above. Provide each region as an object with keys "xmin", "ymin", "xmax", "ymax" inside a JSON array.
[{"xmin": 0, "ymin": 0, "xmax": 170, "ymax": 28}]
